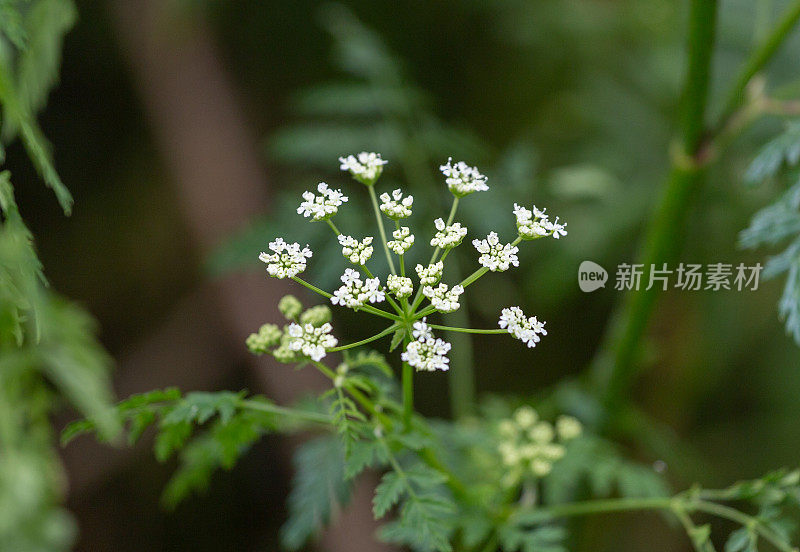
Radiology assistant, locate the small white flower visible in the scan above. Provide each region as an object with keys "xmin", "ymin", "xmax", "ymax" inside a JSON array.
[
  {"xmin": 513, "ymin": 203, "xmax": 567, "ymax": 240},
  {"xmin": 473, "ymin": 232, "xmax": 519, "ymax": 272},
  {"xmin": 259, "ymin": 238, "xmax": 312, "ymax": 279},
  {"xmin": 415, "ymin": 261, "xmax": 444, "ymax": 286},
  {"xmin": 338, "ymin": 235, "xmax": 374, "ymax": 265},
  {"xmin": 422, "ymin": 283, "xmax": 464, "ymax": 313},
  {"xmin": 499, "ymin": 306, "xmax": 547, "ymax": 348},
  {"xmin": 286, "ymin": 322, "xmax": 338, "ymax": 362},
  {"xmin": 439, "ymin": 157, "xmax": 489, "ymax": 197},
  {"xmin": 331, "ymin": 268, "xmax": 385, "ymax": 309},
  {"xmin": 401, "ymin": 319, "xmax": 451, "ymax": 372},
  {"xmin": 379, "ymin": 189, "xmax": 413, "ymax": 219},
  {"xmin": 387, "ymin": 226, "xmax": 414, "ymax": 255},
  {"xmin": 412, "ymin": 318, "xmax": 433, "ymax": 340},
  {"xmin": 297, "ymin": 182, "xmax": 348, "ymax": 221},
  {"xmin": 339, "ymin": 152, "xmax": 387, "ymax": 184},
  {"xmin": 387, "ymin": 274, "xmax": 413, "ymax": 299},
  {"xmin": 430, "ymin": 218, "xmax": 468, "ymax": 249}
]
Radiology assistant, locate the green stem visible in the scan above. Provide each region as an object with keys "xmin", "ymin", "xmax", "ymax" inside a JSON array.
[
  {"xmin": 311, "ymin": 360, "xmax": 393, "ymax": 428},
  {"xmin": 589, "ymin": 0, "xmax": 718, "ymax": 420},
  {"xmin": 327, "ymin": 323, "xmax": 400, "ymax": 352},
  {"xmin": 291, "ymin": 276, "xmax": 400, "ymax": 321},
  {"xmin": 428, "ymin": 324, "xmax": 505, "ymax": 335},
  {"xmin": 402, "ymin": 333, "xmax": 413, "ymax": 428},
  {"xmin": 238, "ymin": 399, "xmax": 332, "ymax": 425},
  {"xmin": 716, "ymin": 0, "xmax": 800, "ymax": 132},
  {"xmin": 326, "ymin": 219, "xmax": 341, "ymax": 236},
  {"xmin": 368, "ymin": 185, "xmax": 396, "ymax": 274}
]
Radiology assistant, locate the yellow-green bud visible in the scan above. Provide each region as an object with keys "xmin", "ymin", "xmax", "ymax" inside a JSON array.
[
  {"xmin": 278, "ymin": 295, "xmax": 303, "ymax": 320},
  {"xmin": 299, "ymin": 305, "xmax": 332, "ymax": 327},
  {"xmin": 246, "ymin": 323, "xmax": 282, "ymax": 354},
  {"xmin": 556, "ymin": 415, "xmax": 583, "ymax": 441}
]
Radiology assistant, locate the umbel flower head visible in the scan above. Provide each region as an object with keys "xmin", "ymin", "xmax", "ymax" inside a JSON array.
[
  {"xmin": 338, "ymin": 235, "xmax": 374, "ymax": 265},
  {"xmin": 286, "ymin": 322, "xmax": 338, "ymax": 362},
  {"xmin": 401, "ymin": 319, "xmax": 451, "ymax": 372},
  {"xmin": 513, "ymin": 203, "xmax": 567, "ymax": 240},
  {"xmin": 388, "ymin": 226, "xmax": 414, "ymax": 255},
  {"xmin": 499, "ymin": 306, "xmax": 547, "ymax": 348},
  {"xmin": 331, "ymin": 268, "xmax": 385, "ymax": 310},
  {"xmin": 259, "ymin": 238, "xmax": 312, "ymax": 279},
  {"xmin": 297, "ymin": 182, "xmax": 348, "ymax": 222},
  {"xmin": 473, "ymin": 232, "xmax": 519, "ymax": 272},
  {"xmin": 415, "ymin": 261, "xmax": 444, "ymax": 286},
  {"xmin": 339, "ymin": 152, "xmax": 387, "ymax": 185},
  {"xmin": 387, "ymin": 274, "xmax": 413, "ymax": 299},
  {"xmin": 497, "ymin": 406, "xmax": 582, "ymax": 487},
  {"xmin": 379, "ymin": 189, "xmax": 414, "ymax": 219},
  {"xmin": 430, "ymin": 218, "xmax": 467, "ymax": 249},
  {"xmin": 423, "ymin": 283, "xmax": 464, "ymax": 313},
  {"xmin": 440, "ymin": 157, "xmax": 489, "ymax": 197}
]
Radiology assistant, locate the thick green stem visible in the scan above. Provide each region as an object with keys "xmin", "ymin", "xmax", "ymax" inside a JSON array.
[
  {"xmin": 368, "ymin": 185, "xmax": 396, "ymax": 274},
  {"xmin": 326, "ymin": 219, "xmax": 341, "ymax": 236},
  {"xmin": 589, "ymin": 0, "xmax": 718, "ymax": 420},
  {"xmin": 716, "ymin": 0, "xmax": 800, "ymax": 132}
]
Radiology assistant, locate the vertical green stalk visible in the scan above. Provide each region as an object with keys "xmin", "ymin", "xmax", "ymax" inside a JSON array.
[
  {"xmin": 402, "ymin": 333, "xmax": 413, "ymax": 428},
  {"xmin": 368, "ymin": 185, "xmax": 396, "ymax": 274},
  {"xmin": 590, "ymin": 0, "xmax": 718, "ymax": 420},
  {"xmin": 444, "ymin": 255, "xmax": 476, "ymax": 419}
]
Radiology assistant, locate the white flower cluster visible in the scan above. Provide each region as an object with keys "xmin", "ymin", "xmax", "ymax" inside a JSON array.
[
  {"xmin": 401, "ymin": 319, "xmax": 451, "ymax": 372},
  {"xmin": 259, "ymin": 238, "xmax": 312, "ymax": 279},
  {"xmin": 331, "ymin": 268, "xmax": 385, "ymax": 309},
  {"xmin": 439, "ymin": 157, "xmax": 489, "ymax": 197},
  {"xmin": 338, "ymin": 235, "xmax": 374, "ymax": 265},
  {"xmin": 387, "ymin": 274, "xmax": 413, "ymax": 299},
  {"xmin": 498, "ymin": 307, "xmax": 547, "ymax": 348},
  {"xmin": 388, "ymin": 226, "xmax": 414, "ymax": 255},
  {"xmin": 415, "ymin": 261, "xmax": 444, "ymax": 286},
  {"xmin": 379, "ymin": 189, "xmax": 414, "ymax": 219},
  {"xmin": 430, "ymin": 218, "xmax": 467, "ymax": 249},
  {"xmin": 286, "ymin": 322, "xmax": 338, "ymax": 362},
  {"xmin": 513, "ymin": 203, "xmax": 567, "ymax": 240},
  {"xmin": 473, "ymin": 232, "xmax": 519, "ymax": 272},
  {"xmin": 339, "ymin": 152, "xmax": 387, "ymax": 184},
  {"xmin": 497, "ymin": 407, "xmax": 581, "ymax": 486},
  {"xmin": 297, "ymin": 182, "xmax": 348, "ymax": 222},
  {"xmin": 422, "ymin": 283, "xmax": 464, "ymax": 313}
]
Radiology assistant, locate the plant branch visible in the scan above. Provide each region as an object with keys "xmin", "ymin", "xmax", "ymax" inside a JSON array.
[
  {"xmin": 589, "ymin": 0, "xmax": 719, "ymax": 420},
  {"xmin": 327, "ymin": 323, "xmax": 400, "ymax": 352},
  {"xmin": 368, "ymin": 185, "xmax": 396, "ymax": 274},
  {"xmin": 716, "ymin": 0, "xmax": 800, "ymax": 132}
]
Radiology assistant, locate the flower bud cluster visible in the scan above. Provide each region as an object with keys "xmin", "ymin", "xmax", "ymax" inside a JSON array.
[{"xmin": 497, "ymin": 406, "xmax": 582, "ymax": 487}]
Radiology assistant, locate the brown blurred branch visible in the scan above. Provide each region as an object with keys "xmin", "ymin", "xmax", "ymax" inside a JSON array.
[{"xmin": 97, "ymin": 2, "xmax": 390, "ymax": 551}]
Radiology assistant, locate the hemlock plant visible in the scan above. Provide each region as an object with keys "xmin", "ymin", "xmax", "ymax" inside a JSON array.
[{"xmin": 67, "ymin": 153, "xmax": 800, "ymax": 552}]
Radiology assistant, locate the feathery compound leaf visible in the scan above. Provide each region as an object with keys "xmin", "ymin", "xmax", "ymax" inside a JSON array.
[
  {"xmin": 373, "ymin": 470, "xmax": 405, "ymax": 518},
  {"xmin": 745, "ymin": 122, "xmax": 800, "ymax": 184},
  {"xmin": 281, "ymin": 436, "xmax": 352, "ymax": 550},
  {"xmin": 161, "ymin": 410, "xmax": 272, "ymax": 509}
]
